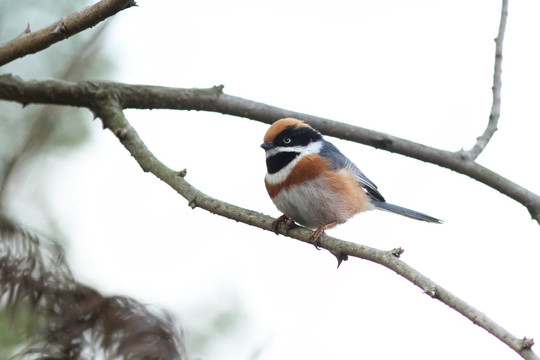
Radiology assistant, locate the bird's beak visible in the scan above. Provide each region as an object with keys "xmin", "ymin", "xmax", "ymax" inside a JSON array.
[{"xmin": 260, "ymin": 142, "xmax": 273, "ymax": 150}]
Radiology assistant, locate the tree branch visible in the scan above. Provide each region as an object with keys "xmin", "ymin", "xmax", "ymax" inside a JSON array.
[
  {"xmin": 91, "ymin": 98, "xmax": 538, "ymax": 360},
  {"xmin": 466, "ymin": 0, "xmax": 508, "ymax": 159},
  {"xmin": 0, "ymin": 23, "xmax": 109, "ymax": 207},
  {"xmin": 0, "ymin": 0, "xmax": 532, "ymax": 358},
  {"xmin": 0, "ymin": 74, "xmax": 539, "ymax": 222},
  {"xmin": 0, "ymin": 0, "xmax": 135, "ymax": 66}
]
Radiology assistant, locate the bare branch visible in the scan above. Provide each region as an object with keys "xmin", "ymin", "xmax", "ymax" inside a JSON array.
[
  {"xmin": 91, "ymin": 99, "xmax": 539, "ymax": 360},
  {"xmin": 0, "ymin": 0, "xmax": 530, "ymax": 358},
  {"xmin": 0, "ymin": 0, "xmax": 135, "ymax": 66},
  {"xmin": 467, "ymin": 0, "xmax": 508, "ymax": 159},
  {"xmin": 0, "ymin": 75, "xmax": 539, "ymax": 222},
  {"xmin": 0, "ymin": 21, "xmax": 110, "ymax": 207}
]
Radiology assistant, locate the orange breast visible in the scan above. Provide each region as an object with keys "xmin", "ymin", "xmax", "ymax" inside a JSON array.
[
  {"xmin": 265, "ymin": 154, "xmax": 328, "ymax": 198},
  {"xmin": 265, "ymin": 155, "xmax": 372, "ymax": 226}
]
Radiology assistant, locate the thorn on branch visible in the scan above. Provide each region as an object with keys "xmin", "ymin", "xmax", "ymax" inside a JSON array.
[
  {"xmin": 522, "ymin": 337, "xmax": 535, "ymax": 349},
  {"xmin": 51, "ymin": 21, "xmax": 68, "ymax": 38},
  {"xmin": 330, "ymin": 250, "xmax": 348, "ymax": 268},
  {"xmin": 19, "ymin": 23, "xmax": 31, "ymax": 36},
  {"xmin": 390, "ymin": 247, "xmax": 405, "ymax": 258},
  {"xmin": 14, "ymin": 23, "xmax": 31, "ymax": 40},
  {"xmin": 188, "ymin": 197, "xmax": 197, "ymax": 209}
]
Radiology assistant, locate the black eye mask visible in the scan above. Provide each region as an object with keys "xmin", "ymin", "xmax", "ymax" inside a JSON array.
[
  {"xmin": 274, "ymin": 126, "xmax": 322, "ymax": 147},
  {"xmin": 266, "ymin": 151, "xmax": 300, "ymax": 174}
]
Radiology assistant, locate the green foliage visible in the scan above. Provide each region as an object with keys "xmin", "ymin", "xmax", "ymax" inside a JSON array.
[{"xmin": 0, "ymin": 305, "xmax": 40, "ymax": 359}]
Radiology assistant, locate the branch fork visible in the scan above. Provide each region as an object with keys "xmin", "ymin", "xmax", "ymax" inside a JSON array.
[{"xmin": 0, "ymin": 0, "xmax": 537, "ymax": 358}]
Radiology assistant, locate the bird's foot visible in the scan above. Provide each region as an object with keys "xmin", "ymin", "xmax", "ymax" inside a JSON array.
[
  {"xmin": 309, "ymin": 228, "xmax": 324, "ymax": 250},
  {"xmin": 309, "ymin": 222, "xmax": 337, "ymax": 250},
  {"xmin": 272, "ymin": 215, "xmax": 294, "ymax": 234}
]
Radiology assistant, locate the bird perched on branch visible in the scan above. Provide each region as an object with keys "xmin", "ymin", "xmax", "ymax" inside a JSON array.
[{"xmin": 261, "ymin": 118, "xmax": 441, "ymax": 244}]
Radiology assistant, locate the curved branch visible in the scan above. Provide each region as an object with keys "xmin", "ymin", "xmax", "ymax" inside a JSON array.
[
  {"xmin": 467, "ymin": 0, "xmax": 508, "ymax": 159},
  {"xmin": 91, "ymin": 98, "xmax": 538, "ymax": 360},
  {"xmin": 0, "ymin": 0, "xmax": 135, "ymax": 66},
  {"xmin": 0, "ymin": 74, "xmax": 539, "ymax": 222},
  {"xmin": 0, "ymin": 24, "xmax": 109, "ymax": 208}
]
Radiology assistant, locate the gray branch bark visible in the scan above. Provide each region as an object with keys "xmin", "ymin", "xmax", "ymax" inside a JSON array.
[
  {"xmin": 466, "ymin": 0, "xmax": 508, "ymax": 159},
  {"xmin": 91, "ymin": 98, "xmax": 538, "ymax": 360},
  {"xmin": 0, "ymin": 75, "xmax": 538, "ymax": 223},
  {"xmin": 0, "ymin": 0, "xmax": 537, "ymax": 358},
  {"xmin": 0, "ymin": 0, "xmax": 135, "ymax": 66}
]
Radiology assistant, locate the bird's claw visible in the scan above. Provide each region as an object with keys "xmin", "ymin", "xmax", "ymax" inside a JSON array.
[
  {"xmin": 309, "ymin": 229, "xmax": 324, "ymax": 250},
  {"xmin": 272, "ymin": 215, "xmax": 293, "ymax": 234}
]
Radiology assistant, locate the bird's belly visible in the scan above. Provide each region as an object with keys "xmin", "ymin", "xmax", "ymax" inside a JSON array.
[{"xmin": 271, "ymin": 176, "xmax": 371, "ymax": 229}]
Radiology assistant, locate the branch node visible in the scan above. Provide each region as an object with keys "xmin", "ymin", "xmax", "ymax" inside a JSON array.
[
  {"xmin": 114, "ymin": 128, "xmax": 129, "ymax": 140},
  {"xmin": 126, "ymin": 0, "xmax": 138, "ymax": 8},
  {"xmin": 188, "ymin": 197, "xmax": 197, "ymax": 209},
  {"xmin": 457, "ymin": 149, "xmax": 471, "ymax": 161},
  {"xmin": 530, "ymin": 209, "xmax": 540, "ymax": 223},
  {"xmin": 390, "ymin": 247, "xmax": 405, "ymax": 258},
  {"xmin": 522, "ymin": 337, "xmax": 535, "ymax": 349},
  {"xmin": 177, "ymin": 169, "xmax": 188, "ymax": 178},
  {"xmin": 213, "ymin": 84, "xmax": 225, "ymax": 94},
  {"xmin": 424, "ymin": 286, "xmax": 438, "ymax": 298},
  {"xmin": 374, "ymin": 136, "xmax": 394, "ymax": 149}
]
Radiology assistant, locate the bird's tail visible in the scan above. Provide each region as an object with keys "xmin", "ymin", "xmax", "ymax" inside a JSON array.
[{"xmin": 371, "ymin": 200, "xmax": 442, "ymax": 224}]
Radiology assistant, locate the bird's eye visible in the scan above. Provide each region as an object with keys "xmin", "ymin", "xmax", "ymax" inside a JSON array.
[{"xmin": 283, "ymin": 137, "xmax": 292, "ymax": 144}]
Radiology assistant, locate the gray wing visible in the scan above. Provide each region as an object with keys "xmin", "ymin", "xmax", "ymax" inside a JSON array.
[{"xmin": 320, "ymin": 140, "xmax": 386, "ymax": 202}]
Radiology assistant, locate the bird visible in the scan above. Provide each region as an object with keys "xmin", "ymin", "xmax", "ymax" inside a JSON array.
[{"xmin": 261, "ymin": 118, "xmax": 442, "ymax": 244}]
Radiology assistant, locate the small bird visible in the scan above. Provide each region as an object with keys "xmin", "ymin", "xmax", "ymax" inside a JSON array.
[{"xmin": 261, "ymin": 118, "xmax": 441, "ymax": 243}]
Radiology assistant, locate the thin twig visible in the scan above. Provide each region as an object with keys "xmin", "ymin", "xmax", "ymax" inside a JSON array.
[
  {"xmin": 92, "ymin": 98, "xmax": 539, "ymax": 360},
  {"xmin": 0, "ymin": 75, "xmax": 538, "ymax": 222},
  {"xmin": 0, "ymin": 0, "xmax": 530, "ymax": 358},
  {"xmin": 0, "ymin": 23, "xmax": 110, "ymax": 207},
  {"xmin": 0, "ymin": 0, "xmax": 135, "ymax": 66},
  {"xmin": 466, "ymin": 0, "xmax": 508, "ymax": 159}
]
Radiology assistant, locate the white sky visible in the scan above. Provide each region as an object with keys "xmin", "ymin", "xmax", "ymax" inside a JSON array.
[{"xmin": 24, "ymin": 0, "xmax": 540, "ymax": 359}]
